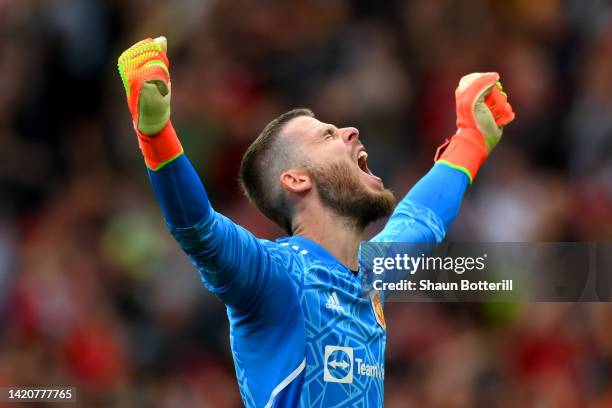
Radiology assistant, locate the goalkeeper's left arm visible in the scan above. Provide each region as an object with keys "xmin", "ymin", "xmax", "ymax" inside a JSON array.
[{"xmin": 373, "ymin": 72, "xmax": 515, "ymax": 243}]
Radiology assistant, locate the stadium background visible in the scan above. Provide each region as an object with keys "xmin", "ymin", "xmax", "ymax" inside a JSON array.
[{"xmin": 0, "ymin": 0, "xmax": 611, "ymax": 406}]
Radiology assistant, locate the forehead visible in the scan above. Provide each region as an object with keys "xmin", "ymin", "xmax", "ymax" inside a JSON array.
[{"xmin": 281, "ymin": 116, "xmax": 329, "ymax": 145}]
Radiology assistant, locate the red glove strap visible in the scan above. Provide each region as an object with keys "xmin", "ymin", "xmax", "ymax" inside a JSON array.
[
  {"xmin": 135, "ymin": 121, "xmax": 183, "ymax": 171},
  {"xmin": 434, "ymin": 128, "xmax": 488, "ymax": 183}
]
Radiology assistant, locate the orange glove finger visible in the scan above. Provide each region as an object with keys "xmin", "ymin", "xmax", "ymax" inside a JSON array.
[
  {"xmin": 484, "ymin": 84, "xmax": 515, "ymax": 127},
  {"xmin": 484, "ymin": 85, "xmax": 506, "ymax": 120},
  {"xmin": 496, "ymin": 102, "xmax": 515, "ymax": 127},
  {"xmin": 120, "ymin": 38, "xmax": 170, "ymax": 72},
  {"xmin": 455, "ymin": 72, "xmax": 500, "ymax": 130},
  {"xmin": 118, "ymin": 38, "xmax": 170, "ymax": 116}
]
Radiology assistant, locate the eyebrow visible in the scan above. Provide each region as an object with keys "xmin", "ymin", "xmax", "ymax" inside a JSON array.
[{"xmin": 320, "ymin": 126, "xmax": 336, "ymax": 137}]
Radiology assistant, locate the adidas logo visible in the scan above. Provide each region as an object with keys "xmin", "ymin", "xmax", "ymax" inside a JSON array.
[{"xmin": 325, "ymin": 292, "xmax": 344, "ymax": 312}]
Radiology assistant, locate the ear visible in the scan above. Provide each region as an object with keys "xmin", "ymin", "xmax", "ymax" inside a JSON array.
[{"xmin": 280, "ymin": 169, "xmax": 312, "ymax": 194}]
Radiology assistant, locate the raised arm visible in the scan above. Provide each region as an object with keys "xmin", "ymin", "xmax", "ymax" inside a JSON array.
[
  {"xmin": 371, "ymin": 164, "xmax": 468, "ymax": 243},
  {"xmin": 116, "ymin": 37, "xmax": 288, "ymax": 309},
  {"xmin": 372, "ymin": 72, "xmax": 515, "ymax": 243}
]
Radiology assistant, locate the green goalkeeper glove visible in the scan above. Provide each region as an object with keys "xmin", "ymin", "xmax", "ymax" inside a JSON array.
[
  {"xmin": 117, "ymin": 36, "xmax": 182, "ymax": 170},
  {"xmin": 434, "ymin": 72, "xmax": 515, "ymax": 183}
]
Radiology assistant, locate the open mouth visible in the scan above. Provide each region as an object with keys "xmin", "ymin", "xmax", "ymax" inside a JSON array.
[{"xmin": 357, "ymin": 150, "xmax": 381, "ymax": 181}]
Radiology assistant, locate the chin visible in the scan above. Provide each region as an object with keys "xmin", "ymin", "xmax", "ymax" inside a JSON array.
[
  {"xmin": 308, "ymin": 160, "xmax": 396, "ymax": 227},
  {"xmin": 372, "ymin": 186, "xmax": 397, "ymax": 210},
  {"xmin": 355, "ymin": 178, "xmax": 397, "ymax": 223},
  {"xmin": 359, "ymin": 172, "xmax": 385, "ymax": 193}
]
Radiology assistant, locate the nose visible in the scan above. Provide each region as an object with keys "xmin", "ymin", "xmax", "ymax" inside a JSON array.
[{"xmin": 341, "ymin": 127, "xmax": 360, "ymax": 145}]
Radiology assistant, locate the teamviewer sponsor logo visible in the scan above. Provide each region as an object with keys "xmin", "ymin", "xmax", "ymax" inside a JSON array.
[
  {"xmin": 325, "ymin": 292, "xmax": 344, "ymax": 312},
  {"xmin": 323, "ymin": 345, "xmax": 353, "ymax": 383},
  {"xmin": 323, "ymin": 346, "xmax": 385, "ymax": 384}
]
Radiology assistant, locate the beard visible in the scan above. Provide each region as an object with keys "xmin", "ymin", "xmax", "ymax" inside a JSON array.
[{"xmin": 307, "ymin": 160, "xmax": 396, "ymax": 231}]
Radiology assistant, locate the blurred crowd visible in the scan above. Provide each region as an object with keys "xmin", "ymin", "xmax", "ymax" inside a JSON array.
[{"xmin": 0, "ymin": 0, "xmax": 611, "ymax": 406}]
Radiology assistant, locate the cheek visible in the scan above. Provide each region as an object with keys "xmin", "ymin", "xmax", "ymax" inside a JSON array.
[
  {"xmin": 312, "ymin": 150, "xmax": 352, "ymax": 169},
  {"xmin": 313, "ymin": 141, "xmax": 350, "ymax": 161}
]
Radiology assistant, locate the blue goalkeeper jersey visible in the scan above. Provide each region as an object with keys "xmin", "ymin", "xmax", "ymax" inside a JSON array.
[{"xmin": 148, "ymin": 154, "xmax": 468, "ymax": 407}]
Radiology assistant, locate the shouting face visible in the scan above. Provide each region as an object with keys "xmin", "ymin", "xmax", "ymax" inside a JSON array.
[{"xmin": 281, "ymin": 115, "xmax": 396, "ymax": 230}]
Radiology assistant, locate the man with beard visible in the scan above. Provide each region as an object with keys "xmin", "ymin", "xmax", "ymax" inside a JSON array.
[{"xmin": 117, "ymin": 37, "xmax": 514, "ymax": 407}]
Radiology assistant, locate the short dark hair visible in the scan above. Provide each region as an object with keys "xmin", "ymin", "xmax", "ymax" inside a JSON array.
[{"xmin": 239, "ymin": 108, "xmax": 314, "ymax": 234}]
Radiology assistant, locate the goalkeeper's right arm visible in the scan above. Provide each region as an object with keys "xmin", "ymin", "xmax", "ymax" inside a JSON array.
[{"xmin": 116, "ymin": 37, "xmax": 282, "ymax": 309}]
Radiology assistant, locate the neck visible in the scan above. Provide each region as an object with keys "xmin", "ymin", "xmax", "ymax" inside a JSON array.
[{"xmin": 292, "ymin": 206, "xmax": 363, "ymax": 271}]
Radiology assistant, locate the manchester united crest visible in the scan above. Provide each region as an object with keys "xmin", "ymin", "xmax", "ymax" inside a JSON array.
[{"xmin": 369, "ymin": 290, "xmax": 386, "ymax": 330}]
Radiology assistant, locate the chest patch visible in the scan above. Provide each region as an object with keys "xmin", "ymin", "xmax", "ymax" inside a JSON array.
[{"xmin": 369, "ymin": 290, "xmax": 386, "ymax": 330}]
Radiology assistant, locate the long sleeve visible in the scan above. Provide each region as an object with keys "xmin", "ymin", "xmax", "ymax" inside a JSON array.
[
  {"xmin": 371, "ymin": 163, "xmax": 469, "ymax": 243},
  {"xmin": 147, "ymin": 154, "xmax": 308, "ymax": 408},
  {"xmin": 147, "ymin": 154, "xmax": 287, "ymax": 309}
]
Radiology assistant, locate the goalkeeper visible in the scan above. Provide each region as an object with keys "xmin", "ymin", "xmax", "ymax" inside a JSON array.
[{"xmin": 117, "ymin": 37, "xmax": 514, "ymax": 407}]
